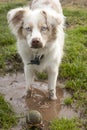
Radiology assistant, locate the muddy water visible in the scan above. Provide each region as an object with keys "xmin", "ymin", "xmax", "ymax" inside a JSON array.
[
  {"xmin": 0, "ymin": 73, "xmax": 77, "ymax": 129},
  {"xmin": 26, "ymin": 83, "xmax": 75, "ymax": 120}
]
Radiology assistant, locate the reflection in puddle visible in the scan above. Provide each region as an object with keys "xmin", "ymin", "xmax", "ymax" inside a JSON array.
[{"xmin": 0, "ymin": 73, "xmax": 78, "ymax": 129}]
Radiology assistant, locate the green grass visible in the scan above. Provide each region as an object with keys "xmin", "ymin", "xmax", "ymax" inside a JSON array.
[
  {"xmin": 50, "ymin": 118, "xmax": 79, "ymax": 130},
  {"xmin": 64, "ymin": 97, "xmax": 73, "ymax": 105},
  {"xmin": 0, "ymin": 94, "xmax": 17, "ymax": 130},
  {"xmin": 0, "ymin": 2, "xmax": 87, "ymax": 130},
  {"xmin": 60, "ymin": 27, "xmax": 87, "ymax": 90},
  {"xmin": 0, "ymin": 2, "xmax": 25, "ymax": 74},
  {"xmin": 63, "ymin": 7, "xmax": 87, "ymax": 28},
  {"xmin": 0, "ymin": 2, "xmax": 25, "ymax": 130}
]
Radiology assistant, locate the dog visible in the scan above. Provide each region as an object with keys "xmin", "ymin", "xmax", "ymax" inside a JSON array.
[{"xmin": 7, "ymin": 0, "xmax": 65, "ymax": 100}]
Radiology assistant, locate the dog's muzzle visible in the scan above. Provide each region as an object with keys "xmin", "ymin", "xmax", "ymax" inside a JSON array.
[{"xmin": 31, "ymin": 38, "xmax": 43, "ymax": 49}]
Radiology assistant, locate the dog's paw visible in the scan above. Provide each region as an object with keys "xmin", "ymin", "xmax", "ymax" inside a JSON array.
[
  {"xmin": 26, "ymin": 89, "xmax": 32, "ymax": 98},
  {"xmin": 49, "ymin": 90, "xmax": 57, "ymax": 100}
]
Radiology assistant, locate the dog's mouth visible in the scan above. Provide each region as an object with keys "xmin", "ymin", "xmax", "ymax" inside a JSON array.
[{"xmin": 31, "ymin": 45, "xmax": 42, "ymax": 49}]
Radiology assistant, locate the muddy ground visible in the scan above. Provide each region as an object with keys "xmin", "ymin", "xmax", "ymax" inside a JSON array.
[
  {"xmin": 0, "ymin": 73, "xmax": 78, "ymax": 130},
  {"xmin": 61, "ymin": 0, "xmax": 87, "ymax": 6}
]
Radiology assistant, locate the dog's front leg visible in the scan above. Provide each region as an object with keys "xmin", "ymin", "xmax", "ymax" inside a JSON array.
[
  {"xmin": 48, "ymin": 66, "xmax": 58, "ymax": 100},
  {"xmin": 24, "ymin": 65, "xmax": 34, "ymax": 97}
]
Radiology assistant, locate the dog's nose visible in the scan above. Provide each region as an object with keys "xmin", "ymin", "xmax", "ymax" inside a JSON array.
[{"xmin": 31, "ymin": 38, "xmax": 42, "ymax": 49}]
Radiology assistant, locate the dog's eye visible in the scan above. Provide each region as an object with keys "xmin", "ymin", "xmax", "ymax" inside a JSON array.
[
  {"xmin": 41, "ymin": 26, "xmax": 48, "ymax": 31},
  {"xmin": 25, "ymin": 27, "xmax": 32, "ymax": 32}
]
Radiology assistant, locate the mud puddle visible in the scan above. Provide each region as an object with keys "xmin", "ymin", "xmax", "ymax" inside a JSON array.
[{"xmin": 0, "ymin": 73, "xmax": 78, "ymax": 130}]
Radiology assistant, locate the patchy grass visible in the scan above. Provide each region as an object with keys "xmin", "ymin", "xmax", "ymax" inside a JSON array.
[
  {"xmin": 0, "ymin": 2, "xmax": 25, "ymax": 130},
  {"xmin": 64, "ymin": 97, "xmax": 73, "ymax": 105},
  {"xmin": 50, "ymin": 118, "xmax": 80, "ymax": 130},
  {"xmin": 0, "ymin": 94, "xmax": 17, "ymax": 130},
  {"xmin": 63, "ymin": 7, "xmax": 87, "ymax": 28},
  {"xmin": 59, "ymin": 7, "xmax": 87, "ymax": 129},
  {"xmin": 50, "ymin": 7, "xmax": 87, "ymax": 130},
  {"xmin": 0, "ymin": 2, "xmax": 25, "ymax": 74},
  {"xmin": 0, "ymin": 1, "xmax": 87, "ymax": 130},
  {"xmin": 60, "ymin": 27, "xmax": 87, "ymax": 90}
]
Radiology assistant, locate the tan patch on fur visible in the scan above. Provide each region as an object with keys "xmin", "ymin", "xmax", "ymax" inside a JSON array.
[
  {"xmin": 47, "ymin": 25, "xmax": 57, "ymax": 43},
  {"xmin": 40, "ymin": 10, "xmax": 57, "ymax": 43},
  {"xmin": 11, "ymin": 10, "xmax": 27, "ymax": 39},
  {"xmin": 12, "ymin": 10, "xmax": 25, "ymax": 25},
  {"xmin": 41, "ymin": 11, "xmax": 48, "ymax": 26},
  {"xmin": 38, "ymin": 15, "xmax": 47, "ymax": 27},
  {"xmin": 18, "ymin": 27, "xmax": 25, "ymax": 39},
  {"xmin": 43, "ymin": 1, "xmax": 49, "ymax": 5}
]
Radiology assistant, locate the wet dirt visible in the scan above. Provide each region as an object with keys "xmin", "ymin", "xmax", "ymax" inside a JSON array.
[{"xmin": 0, "ymin": 73, "xmax": 78, "ymax": 130}]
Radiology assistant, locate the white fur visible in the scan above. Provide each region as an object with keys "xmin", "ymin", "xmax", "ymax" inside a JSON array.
[{"xmin": 7, "ymin": 0, "xmax": 65, "ymax": 100}]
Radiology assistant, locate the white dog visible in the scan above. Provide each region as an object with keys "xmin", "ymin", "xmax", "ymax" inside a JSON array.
[{"xmin": 7, "ymin": 0, "xmax": 65, "ymax": 100}]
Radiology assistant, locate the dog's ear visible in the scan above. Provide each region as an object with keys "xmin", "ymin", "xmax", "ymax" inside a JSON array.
[
  {"xmin": 41, "ymin": 10, "xmax": 64, "ymax": 26},
  {"xmin": 7, "ymin": 8, "xmax": 26, "ymax": 36},
  {"xmin": 56, "ymin": 14, "xmax": 65, "ymax": 25}
]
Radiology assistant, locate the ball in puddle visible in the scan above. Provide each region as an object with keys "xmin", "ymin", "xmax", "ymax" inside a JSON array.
[{"xmin": 26, "ymin": 110, "xmax": 42, "ymax": 124}]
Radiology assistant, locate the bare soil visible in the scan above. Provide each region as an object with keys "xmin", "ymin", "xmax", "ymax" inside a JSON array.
[{"xmin": 61, "ymin": 0, "xmax": 87, "ymax": 6}]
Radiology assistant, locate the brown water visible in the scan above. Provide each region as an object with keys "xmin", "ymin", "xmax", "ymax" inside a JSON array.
[{"xmin": 0, "ymin": 73, "xmax": 78, "ymax": 130}]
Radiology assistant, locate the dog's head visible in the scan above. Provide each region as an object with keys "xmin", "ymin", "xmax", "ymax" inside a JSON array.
[{"xmin": 7, "ymin": 7, "xmax": 64, "ymax": 49}]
